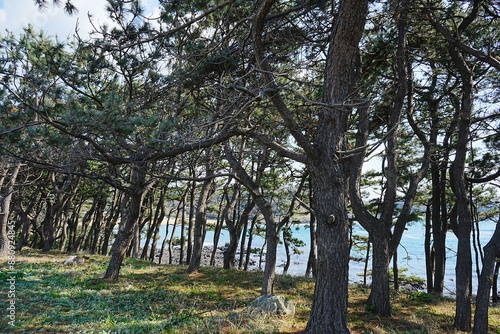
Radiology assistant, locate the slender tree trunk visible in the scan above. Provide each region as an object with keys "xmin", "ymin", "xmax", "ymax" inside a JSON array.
[
  {"xmin": 158, "ymin": 208, "xmax": 173, "ymax": 264},
  {"xmin": 448, "ymin": 46, "xmax": 474, "ymax": 334},
  {"xmin": 432, "ymin": 163, "xmax": 447, "ymax": 295},
  {"xmin": 0, "ymin": 161, "xmax": 22, "ymax": 257},
  {"xmin": 425, "ymin": 202, "xmax": 434, "ymax": 292},
  {"xmin": 305, "ymin": 212, "xmax": 317, "ymax": 278},
  {"xmin": 493, "ymin": 261, "xmax": 499, "ymax": 303},
  {"xmin": 259, "ymin": 197, "xmax": 278, "ymax": 295},
  {"xmin": 168, "ymin": 206, "xmax": 181, "ymax": 264},
  {"xmin": 363, "ymin": 237, "xmax": 371, "ymax": 286},
  {"xmin": 393, "ymin": 248, "xmax": 399, "ymax": 292},
  {"xmin": 148, "ymin": 189, "xmax": 166, "ymax": 261},
  {"xmin": 244, "ymin": 215, "xmax": 257, "ymax": 271},
  {"xmin": 283, "ymin": 228, "xmax": 291, "ymax": 275},
  {"xmin": 210, "ymin": 193, "xmax": 224, "ymax": 266},
  {"xmin": 187, "ymin": 152, "xmax": 214, "ymax": 274},
  {"xmin": 473, "ymin": 214, "xmax": 500, "ymax": 333},
  {"xmin": 221, "ymin": 184, "xmax": 241, "ymax": 269},
  {"xmin": 187, "ymin": 180, "xmax": 196, "ymax": 265},
  {"xmin": 239, "ymin": 216, "xmax": 249, "ymax": 269},
  {"xmin": 100, "ymin": 190, "xmax": 122, "ymax": 255}
]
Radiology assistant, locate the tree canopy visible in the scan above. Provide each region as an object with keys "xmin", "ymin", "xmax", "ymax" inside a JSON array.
[{"xmin": 1, "ymin": 0, "xmax": 499, "ymax": 332}]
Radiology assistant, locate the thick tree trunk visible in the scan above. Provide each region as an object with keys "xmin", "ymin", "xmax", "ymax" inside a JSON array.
[
  {"xmin": 306, "ymin": 162, "xmax": 351, "ymax": 333},
  {"xmin": 473, "ymin": 215, "xmax": 500, "ymax": 333},
  {"xmin": 104, "ymin": 166, "xmax": 150, "ymax": 280},
  {"xmin": 367, "ymin": 230, "xmax": 392, "ymax": 316},
  {"xmin": 250, "ymin": 0, "xmax": 367, "ymax": 330},
  {"xmin": 306, "ymin": 0, "xmax": 368, "ymax": 330}
]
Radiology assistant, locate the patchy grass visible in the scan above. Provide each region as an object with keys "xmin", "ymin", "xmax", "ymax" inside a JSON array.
[{"xmin": 0, "ymin": 249, "xmax": 498, "ymax": 333}]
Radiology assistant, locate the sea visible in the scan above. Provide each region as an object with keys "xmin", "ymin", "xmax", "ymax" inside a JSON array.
[{"xmin": 152, "ymin": 219, "xmax": 498, "ymax": 296}]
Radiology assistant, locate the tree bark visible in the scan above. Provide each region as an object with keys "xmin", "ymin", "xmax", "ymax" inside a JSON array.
[
  {"xmin": 187, "ymin": 151, "xmax": 215, "ymax": 274},
  {"xmin": 0, "ymin": 161, "xmax": 22, "ymax": 257},
  {"xmin": 104, "ymin": 165, "xmax": 152, "ymax": 280},
  {"xmin": 473, "ymin": 214, "xmax": 500, "ymax": 333},
  {"xmin": 305, "ymin": 211, "xmax": 317, "ymax": 278},
  {"xmin": 251, "ymin": 0, "xmax": 368, "ymax": 330},
  {"xmin": 448, "ymin": 39, "xmax": 474, "ymax": 334}
]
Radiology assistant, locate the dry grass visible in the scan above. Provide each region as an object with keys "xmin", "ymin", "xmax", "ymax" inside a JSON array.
[{"xmin": 1, "ymin": 249, "xmax": 499, "ymax": 333}]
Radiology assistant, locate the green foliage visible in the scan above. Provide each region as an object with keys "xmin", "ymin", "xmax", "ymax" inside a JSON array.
[
  {"xmin": 406, "ymin": 291, "xmax": 433, "ymax": 303},
  {"xmin": 0, "ymin": 270, "xmax": 25, "ymax": 282}
]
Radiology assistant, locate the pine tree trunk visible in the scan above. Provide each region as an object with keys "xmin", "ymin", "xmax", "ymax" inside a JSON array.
[
  {"xmin": 104, "ymin": 166, "xmax": 149, "ymax": 280},
  {"xmin": 305, "ymin": 212, "xmax": 317, "ymax": 278},
  {"xmin": 493, "ymin": 261, "xmax": 499, "ymax": 303},
  {"xmin": 0, "ymin": 161, "xmax": 22, "ymax": 257},
  {"xmin": 425, "ymin": 203, "xmax": 435, "ymax": 292},
  {"xmin": 473, "ymin": 215, "xmax": 500, "ymax": 333},
  {"xmin": 306, "ymin": 162, "xmax": 350, "ymax": 333},
  {"xmin": 448, "ymin": 43, "xmax": 474, "ymax": 333},
  {"xmin": 187, "ymin": 160, "xmax": 214, "ymax": 273},
  {"xmin": 367, "ymin": 230, "xmax": 392, "ymax": 316}
]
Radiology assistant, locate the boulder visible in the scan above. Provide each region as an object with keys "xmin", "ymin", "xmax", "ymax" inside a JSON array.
[
  {"xmin": 62, "ymin": 255, "xmax": 89, "ymax": 266},
  {"xmin": 239, "ymin": 295, "xmax": 295, "ymax": 320}
]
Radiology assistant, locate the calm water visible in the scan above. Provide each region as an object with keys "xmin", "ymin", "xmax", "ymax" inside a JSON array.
[{"xmin": 151, "ymin": 219, "xmax": 497, "ymax": 295}]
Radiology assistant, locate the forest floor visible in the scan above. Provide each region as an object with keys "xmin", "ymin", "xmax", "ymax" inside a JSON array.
[{"xmin": 1, "ymin": 249, "xmax": 499, "ymax": 333}]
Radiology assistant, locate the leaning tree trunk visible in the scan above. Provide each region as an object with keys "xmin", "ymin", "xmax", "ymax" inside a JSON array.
[
  {"xmin": 0, "ymin": 161, "xmax": 22, "ymax": 258},
  {"xmin": 104, "ymin": 166, "xmax": 150, "ymax": 280},
  {"xmin": 473, "ymin": 214, "xmax": 500, "ymax": 333}
]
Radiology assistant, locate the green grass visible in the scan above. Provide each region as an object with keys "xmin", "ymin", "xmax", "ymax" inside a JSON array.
[{"xmin": 1, "ymin": 250, "xmax": 499, "ymax": 333}]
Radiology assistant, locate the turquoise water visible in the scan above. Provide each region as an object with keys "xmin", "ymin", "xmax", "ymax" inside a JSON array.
[{"xmin": 151, "ymin": 219, "xmax": 497, "ymax": 295}]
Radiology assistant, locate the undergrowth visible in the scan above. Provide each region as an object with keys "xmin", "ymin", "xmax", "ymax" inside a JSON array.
[{"xmin": 0, "ymin": 249, "xmax": 499, "ymax": 333}]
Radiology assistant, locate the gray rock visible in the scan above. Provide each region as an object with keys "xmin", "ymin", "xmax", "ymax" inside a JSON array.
[
  {"xmin": 62, "ymin": 255, "xmax": 88, "ymax": 266},
  {"xmin": 241, "ymin": 295, "xmax": 295, "ymax": 319}
]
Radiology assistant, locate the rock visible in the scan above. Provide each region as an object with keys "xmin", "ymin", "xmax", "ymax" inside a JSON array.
[
  {"xmin": 240, "ymin": 295, "xmax": 295, "ymax": 320},
  {"xmin": 62, "ymin": 255, "xmax": 88, "ymax": 266}
]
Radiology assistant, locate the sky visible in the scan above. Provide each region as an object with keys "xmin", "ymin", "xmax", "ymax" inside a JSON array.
[{"xmin": 0, "ymin": 0, "xmax": 160, "ymax": 40}]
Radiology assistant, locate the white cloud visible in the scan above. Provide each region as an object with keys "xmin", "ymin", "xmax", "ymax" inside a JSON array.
[
  {"xmin": 0, "ymin": 1, "xmax": 163, "ymax": 40},
  {"xmin": 0, "ymin": 0, "xmax": 111, "ymax": 40},
  {"xmin": 0, "ymin": 9, "xmax": 5, "ymax": 24}
]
